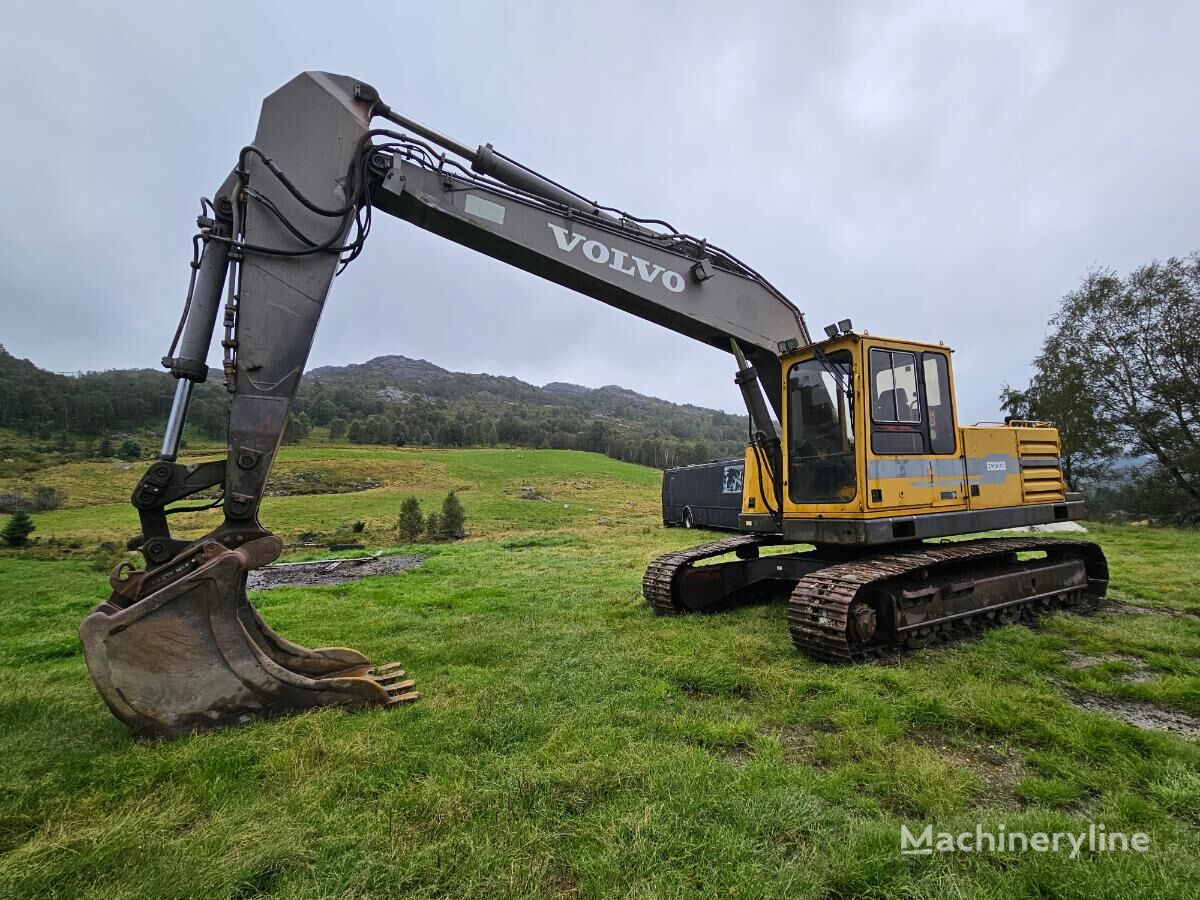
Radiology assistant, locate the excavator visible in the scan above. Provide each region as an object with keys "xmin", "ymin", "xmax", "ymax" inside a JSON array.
[{"xmin": 80, "ymin": 72, "xmax": 1108, "ymax": 736}]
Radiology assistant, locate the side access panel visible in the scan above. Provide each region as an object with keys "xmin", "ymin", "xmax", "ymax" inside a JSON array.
[
  {"xmin": 961, "ymin": 427, "xmax": 1023, "ymax": 510},
  {"xmin": 866, "ymin": 455, "xmax": 936, "ymax": 510}
]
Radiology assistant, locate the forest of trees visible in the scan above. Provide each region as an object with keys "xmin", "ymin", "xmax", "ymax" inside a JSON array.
[
  {"xmin": 285, "ymin": 371, "xmax": 747, "ymax": 468},
  {"xmin": 0, "ymin": 347, "xmax": 749, "ymax": 470},
  {"xmin": 0, "ymin": 349, "xmax": 185, "ymax": 443}
]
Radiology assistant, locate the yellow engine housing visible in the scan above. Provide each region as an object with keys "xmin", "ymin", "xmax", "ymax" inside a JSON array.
[{"xmin": 736, "ymin": 332, "xmax": 1080, "ymax": 546}]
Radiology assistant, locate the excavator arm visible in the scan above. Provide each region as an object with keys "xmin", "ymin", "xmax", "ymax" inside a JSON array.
[{"xmin": 80, "ymin": 72, "xmax": 810, "ymax": 736}]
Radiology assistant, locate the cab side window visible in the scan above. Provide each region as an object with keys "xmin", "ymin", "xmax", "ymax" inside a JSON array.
[
  {"xmin": 870, "ymin": 349, "xmax": 923, "ymax": 454},
  {"xmin": 922, "ymin": 352, "xmax": 955, "ymax": 454}
]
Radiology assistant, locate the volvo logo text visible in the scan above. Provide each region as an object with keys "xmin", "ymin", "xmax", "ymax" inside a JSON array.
[{"xmin": 547, "ymin": 223, "xmax": 686, "ymax": 293}]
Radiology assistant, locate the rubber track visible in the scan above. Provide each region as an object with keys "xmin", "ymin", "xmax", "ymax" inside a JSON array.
[
  {"xmin": 787, "ymin": 538, "xmax": 1108, "ymax": 662},
  {"xmin": 642, "ymin": 534, "xmax": 783, "ymax": 615}
]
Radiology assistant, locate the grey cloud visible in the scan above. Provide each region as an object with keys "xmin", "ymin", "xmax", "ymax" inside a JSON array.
[{"xmin": 1, "ymin": 0, "xmax": 1195, "ymax": 423}]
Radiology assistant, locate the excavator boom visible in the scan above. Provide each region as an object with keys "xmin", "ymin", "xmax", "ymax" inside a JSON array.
[{"xmin": 81, "ymin": 72, "xmax": 811, "ymax": 736}]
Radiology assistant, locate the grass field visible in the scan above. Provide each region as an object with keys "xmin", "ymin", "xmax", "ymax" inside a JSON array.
[{"xmin": 1, "ymin": 447, "xmax": 1199, "ymax": 898}]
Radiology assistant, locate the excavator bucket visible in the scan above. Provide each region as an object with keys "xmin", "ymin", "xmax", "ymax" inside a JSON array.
[{"xmin": 80, "ymin": 536, "xmax": 417, "ymax": 737}]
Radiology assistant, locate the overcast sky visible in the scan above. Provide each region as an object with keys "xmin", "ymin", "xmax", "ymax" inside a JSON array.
[{"xmin": 1, "ymin": 1, "xmax": 1196, "ymax": 421}]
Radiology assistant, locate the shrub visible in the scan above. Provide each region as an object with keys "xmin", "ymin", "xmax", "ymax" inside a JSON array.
[
  {"xmin": 117, "ymin": 440, "xmax": 142, "ymax": 461},
  {"xmin": 2, "ymin": 511, "xmax": 35, "ymax": 547},
  {"xmin": 440, "ymin": 490, "xmax": 466, "ymax": 538},
  {"xmin": 424, "ymin": 512, "xmax": 442, "ymax": 542},
  {"xmin": 397, "ymin": 496, "xmax": 424, "ymax": 542}
]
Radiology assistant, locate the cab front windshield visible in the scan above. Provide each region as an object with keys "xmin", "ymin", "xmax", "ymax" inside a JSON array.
[{"xmin": 788, "ymin": 351, "xmax": 855, "ymax": 503}]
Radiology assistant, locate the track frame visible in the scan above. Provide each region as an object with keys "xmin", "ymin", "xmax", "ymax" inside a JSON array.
[{"xmin": 642, "ymin": 536, "xmax": 1109, "ymax": 661}]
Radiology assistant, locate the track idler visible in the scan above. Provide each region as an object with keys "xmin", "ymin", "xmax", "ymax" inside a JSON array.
[{"xmin": 80, "ymin": 536, "xmax": 417, "ymax": 737}]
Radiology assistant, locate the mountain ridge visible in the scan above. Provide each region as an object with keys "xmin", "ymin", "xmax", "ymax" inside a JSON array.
[
  {"xmin": 309, "ymin": 354, "xmax": 690, "ymax": 407},
  {"xmin": 0, "ymin": 345, "xmax": 749, "ymax": 469}
]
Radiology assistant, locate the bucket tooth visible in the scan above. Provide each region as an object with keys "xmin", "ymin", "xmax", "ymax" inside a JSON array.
[
  {"xmin": 370, "ymin": 662, "xmax": 407, "ymax": 677},
  {"xmin": 79, "ymin": 536, "xmax": 416, "ymax": 737},
  {"xmin": 370, "ymin": 670, "xmax": 409, "ymax": 685},
  {"xmin": 382, "ymin": 679, "xmax": 417, "ymax": 693}
]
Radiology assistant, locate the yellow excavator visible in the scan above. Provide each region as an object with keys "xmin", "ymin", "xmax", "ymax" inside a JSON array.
[
  {"xmin": 644, "ymin": 331, "xmax": 1106, "ymax": 663},
  {"xmin": 80, "ymin": 72, "xmax": 1107, "ymax": 736}
]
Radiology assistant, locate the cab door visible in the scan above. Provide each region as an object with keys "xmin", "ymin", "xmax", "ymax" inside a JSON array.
[
  {"xmin": 922, "ymin": 351, "xmax": 965, "ymax": 509},
  {"xmin": 865, "ymin": 345, "xmax": 967, "ymax": 512},
  {"xmin": 866, "ymin": 347, "xmax": 934, "ymax": 510}
]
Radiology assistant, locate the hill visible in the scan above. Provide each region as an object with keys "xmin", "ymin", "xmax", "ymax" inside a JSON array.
[
  {"xmin": 301, "ymin": 355, "xmax": 748, "ymax": 467},
  {"xmin": 0, "ymin": 344, "xmax": 747, "ymax": 470}
]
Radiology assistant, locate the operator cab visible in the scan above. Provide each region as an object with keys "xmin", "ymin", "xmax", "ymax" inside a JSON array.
[{"xmin": 779, "ymin": 327, "xmax": 961, "ymax": 518}]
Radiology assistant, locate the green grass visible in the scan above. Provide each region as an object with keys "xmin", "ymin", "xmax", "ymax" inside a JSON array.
[{"xmin": 1, "ymin": 447, "xmax": 1199, "ymax": 898}]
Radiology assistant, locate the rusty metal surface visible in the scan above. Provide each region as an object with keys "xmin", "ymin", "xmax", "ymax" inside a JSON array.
[
  {"xmin": 786, "ymin": 538, "xmax": 1109, "ymax": 662},
  {"xmin": 79, "ymin": 536, "xmax": 417, "ymax": 737}
]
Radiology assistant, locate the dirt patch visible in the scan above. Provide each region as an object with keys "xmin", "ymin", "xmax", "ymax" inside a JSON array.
[
  {"xmin": 247, "ymin": 554, "xmax": 425, "ymax": 591},
  {"xmin": 1101, "ymin": 599, "xmax": 1200, "ymax": 623},
  {"xmin": 265, "ymin": 471, "xmax": 380, "ymax": 496},
  {"xmin": 1062, "ymin": 650, "xmax": 1155, "ymax": 684},
  {"xmin": 911, "ymin": 731, "xmax": 1026, "ymax": 804},
  {"xmin": 722, "ymin": 743, "xmax": 755, "ymax": 767},
  {"xmin": 1063, "ymin": 690, "xmax": 1200, "ymax": 740},
  {"xmin": 776, "ymin": 724, "xmax": 816, "ymax": 761},
  {"xmin": 768, "ymin": 722, "xmax": 839, "ymax": 767}
]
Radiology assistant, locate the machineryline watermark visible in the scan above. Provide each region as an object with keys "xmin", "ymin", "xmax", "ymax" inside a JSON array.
[{"xmin": 901, "ymin": 823, "xmax": 1150, "ymax": 859}]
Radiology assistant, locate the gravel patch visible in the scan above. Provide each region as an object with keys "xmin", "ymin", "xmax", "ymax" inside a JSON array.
[
  {"xmin": 1062, "ymin": 650, "xmax": 1156, "ymax": 683},
  {"xmin": 1063, "ymin": 691, "xmax": 1200, "ymax": 740},
  {"xmin": 247, "ymin": 554, "xmax": 426, "ymax": 591},
  {"xmin": 1102, "ymin": 599, "xmax": 1200, "ymax": 622}
]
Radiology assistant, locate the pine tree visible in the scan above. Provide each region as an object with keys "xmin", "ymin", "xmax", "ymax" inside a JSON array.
[
  {"xmin": 423, "ymin": 512, "xmax": 442, "ymax": 542},
  {"xmin": 397, "ymin": 496, "xmax": 424, "ymax": 543},
  {"xmin": 2, "ymin": 511, "xmax": 35, "ymax": 547},
  {"xmin": 440, "ymin": 490, "xmax": 466, "ymax": 539}
]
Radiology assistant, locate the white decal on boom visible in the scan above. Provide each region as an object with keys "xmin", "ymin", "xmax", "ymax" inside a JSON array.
[
  {"xmin": 548, "ymin": 227, "xmax": 586, "ymax": 254},
  {"xmin": 547, "ymin": 223, "xmax": 686, "ymax": 293}
]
